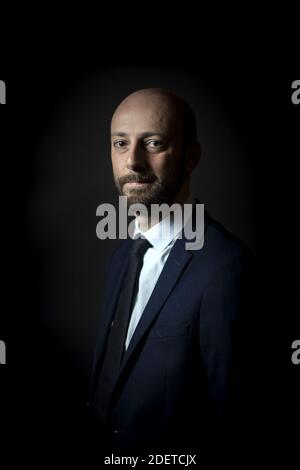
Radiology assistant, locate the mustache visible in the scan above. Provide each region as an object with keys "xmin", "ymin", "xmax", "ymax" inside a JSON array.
[{"xmin": 118, "ymin": 173, "xmax": 157, "ymax": 185}]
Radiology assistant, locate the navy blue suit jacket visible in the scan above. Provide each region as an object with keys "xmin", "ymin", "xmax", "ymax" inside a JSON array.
[{"xmin": 88, "ymin": 210, "xmax": 256, "ymax": 451}]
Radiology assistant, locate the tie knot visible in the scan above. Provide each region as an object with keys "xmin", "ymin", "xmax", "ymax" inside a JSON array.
[{"xmin": 131, "ymin": 237, "xmax": 152, "ymax": 258}]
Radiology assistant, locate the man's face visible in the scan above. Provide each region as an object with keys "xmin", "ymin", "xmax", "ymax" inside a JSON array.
[{"xmin": 111, "ymin": 91, "xmax": 187, "ymax": 208}]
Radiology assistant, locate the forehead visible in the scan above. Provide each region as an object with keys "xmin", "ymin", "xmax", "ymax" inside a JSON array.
[{"xmin": 111, "ymin": 94, "xmax": 182, "ymax": 136}]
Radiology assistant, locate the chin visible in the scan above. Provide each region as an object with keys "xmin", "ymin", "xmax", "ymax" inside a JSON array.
[{"xmin": 123, "ymin": 189, "xmax": 149, "ymax": 205}]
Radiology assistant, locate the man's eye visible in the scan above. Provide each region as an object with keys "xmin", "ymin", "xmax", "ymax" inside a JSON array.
[
  {"xmin": 113, "ymin": 140, "xmax": 127, "ymax": 148},
  {"xmin": 146, "ymin": 140, "xmax": 163, "ymax": 148}
]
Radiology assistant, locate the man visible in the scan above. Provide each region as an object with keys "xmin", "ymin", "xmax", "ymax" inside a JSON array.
[{"xmin": 88, "ymin": 88, "xmax": 257, "ymax": 452}]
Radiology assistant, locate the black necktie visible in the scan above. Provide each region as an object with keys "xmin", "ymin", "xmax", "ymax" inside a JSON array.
[{"xmin": 94, "ymin": 237, "xmax": 152, "ymax": 420}]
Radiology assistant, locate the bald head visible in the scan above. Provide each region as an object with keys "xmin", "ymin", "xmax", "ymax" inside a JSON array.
[{"xmin": 111, "ymin": 88, "xmax": 197, "ymax": 148}]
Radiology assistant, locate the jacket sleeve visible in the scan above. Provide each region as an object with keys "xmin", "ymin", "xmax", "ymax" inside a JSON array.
[{"xmin": 198, "ymin": 249, "xmax": 262, "ymax": 446}]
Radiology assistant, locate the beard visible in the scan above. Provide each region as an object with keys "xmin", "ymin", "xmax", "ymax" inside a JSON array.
[{"xmin": 114, "ymin": 160, "xmax": 187, "ymax": 209}]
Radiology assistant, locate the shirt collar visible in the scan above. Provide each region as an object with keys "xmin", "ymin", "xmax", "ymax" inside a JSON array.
[{"xmin": 132, "ymin": 193, "xmax": 195, "ymax": 252}]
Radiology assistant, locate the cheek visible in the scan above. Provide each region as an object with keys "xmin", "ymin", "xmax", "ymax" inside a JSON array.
[
  {"xmin": 150, "ymin": 151, "xmax": 181, "ymax": 176},
  {"xmin": 111, "ymin": 153, "xmax": 124, "ymax": 175}
]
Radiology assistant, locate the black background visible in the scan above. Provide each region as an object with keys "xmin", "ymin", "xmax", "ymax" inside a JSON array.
[{"xmin": 0, "ymin": 19, "xmax": 299, "ymax": 452}]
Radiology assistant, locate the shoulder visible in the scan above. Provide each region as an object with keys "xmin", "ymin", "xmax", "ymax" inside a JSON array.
[
  {"xmin": 191, "ymin": 211, "xmax": 254, "ymax": 285},
  {"xmin": 106, "ymin": 238, "xmax": 133, "ymax": 271},
  {"xmin": 204, "ymin": 212, "xmax": 251, "ymax": 258}
]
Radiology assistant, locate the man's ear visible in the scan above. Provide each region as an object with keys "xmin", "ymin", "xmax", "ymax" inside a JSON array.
[{"xmin": 185, "ymin": 141, "xmax": 201, "ymax": 175}]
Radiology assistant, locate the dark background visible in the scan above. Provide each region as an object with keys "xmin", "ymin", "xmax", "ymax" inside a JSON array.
[{"xmin": 0, "ymin": 25, "xmax": 299, "ymax": 450}]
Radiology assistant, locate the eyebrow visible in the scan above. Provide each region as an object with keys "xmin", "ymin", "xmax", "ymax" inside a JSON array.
[{"xmin": 111, "ymin": 131, "xmax": 166, "ymax": 138}]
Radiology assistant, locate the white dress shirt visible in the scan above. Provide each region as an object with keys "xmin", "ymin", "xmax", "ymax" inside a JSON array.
[{"xmin": 125, "ymin": 194, "xmax": 195, "ymax": 350}]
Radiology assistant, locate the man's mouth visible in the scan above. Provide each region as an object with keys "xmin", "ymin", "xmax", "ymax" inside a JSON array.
[{"xmin": 125, "ymin": 181, "xmax": 153, "ymax": 187}]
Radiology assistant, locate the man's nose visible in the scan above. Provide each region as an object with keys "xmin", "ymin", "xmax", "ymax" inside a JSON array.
[{"xmin": 126, "ymin": 142, "xmax": 147, "ymax": 171}]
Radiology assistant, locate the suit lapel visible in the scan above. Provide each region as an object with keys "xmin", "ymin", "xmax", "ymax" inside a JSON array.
[
  {"xmin": 112, "ymin": 237, "xmax": 193, "ymax": 392},
  {"xmin": 89, "ymin": 240, "xmax": 133, "ymax": 398}
]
